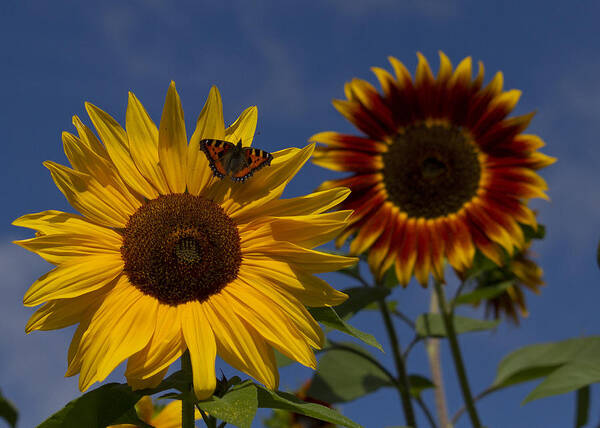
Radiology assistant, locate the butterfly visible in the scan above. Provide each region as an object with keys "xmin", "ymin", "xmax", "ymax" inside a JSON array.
[{"xmin": 199, "ymin": 139, "xmax": 273, "ymax": 182}]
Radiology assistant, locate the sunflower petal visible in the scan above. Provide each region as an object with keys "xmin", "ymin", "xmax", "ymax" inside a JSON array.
[
  {"xmin": 126, "ymin": 304, "xmax": 185, "ymax": 380},
  {"xmin": 180, "ymin": 302, "xmax": 217, "ymax": 400},
  {"xmin": 44, "ymin": 161, "xmax": 133, "ymax": 228},
  {"xmin": 158, "ymin": 82, "xmax": 187, "ymax": 193},
  {"xmin": 25, "ymin": 288, "xmax": 107, "ymax": 333},
  {"xmin": 225, "ymin": 106, "xmax": 258, "ymax": 147},
  {"xmin": 85, "ymin": 102, "xmax": 158, "ymax": 199},
  {"xmin": 23, "ymin": 254, "xmax": 123, "ymax": 306},
  {"xmin": 187, "ymin": 86, "xmax": 226, "ymax": 196},
  {"xmin": 222, "ymin": 286, "xmax": 316, "ymax": 369},
  {"xmin": 241, "ymin": 258, "xmax": 348, "ymax": 307},
  {"xmin": 205, "ymin": 296, "xmax": 278, "ymax": 389},
  {"xmin": 77, "ymin": 281, "xmax": 157, "ymax": 390},
  {"xmin": 126, "ymin": 92, "xmax": 170, "ymax": 194}
]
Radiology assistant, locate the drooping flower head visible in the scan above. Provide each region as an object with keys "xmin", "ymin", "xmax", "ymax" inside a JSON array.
[
  {"xmin": 14, "ymin": 83, "xmax": 355, "ymax": 399},
  {"xmin": 475, "ymin": 242, "xmax": 545, "ymax": 324},
  {"xmin": 312, "ymin": 52, "xmax": 555, "ymax": 286}
]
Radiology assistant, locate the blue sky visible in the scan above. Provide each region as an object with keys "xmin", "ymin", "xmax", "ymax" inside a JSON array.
[{"xmin": 2, "ymin": 1, "xmax": 600, "ymax": 427}]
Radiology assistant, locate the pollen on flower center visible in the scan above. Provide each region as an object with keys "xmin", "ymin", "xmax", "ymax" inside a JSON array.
[
  {"xmin": 120, "ymin": 194, "xmax": 241, "ymax": 305},
  {"xmin": 382, "ymin": 124, "xmax": 482, "ymax": 219}
]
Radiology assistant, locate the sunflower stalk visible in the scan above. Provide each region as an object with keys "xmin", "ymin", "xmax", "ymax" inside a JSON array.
[
  {"xmin": 426, "ymin": 290, "xmax": 450, "ymax": 428},
  {"xmin": 376, "ymin": 278, "xmax": 417, "ymax": 427},
  {"xmin": 433, "ymin": 280, "xmax": 482, "ymax": 428},
  {"xmin": 181, "ymin": 350, "xmax": 197, "ymax": 428}
]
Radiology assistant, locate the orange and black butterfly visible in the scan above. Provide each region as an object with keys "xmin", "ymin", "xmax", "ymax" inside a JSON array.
[{"xmin": 199, "ymin": 139, "xmax": 273, "ymax": 182}]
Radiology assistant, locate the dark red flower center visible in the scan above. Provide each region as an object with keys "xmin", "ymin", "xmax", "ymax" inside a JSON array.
[
  {"xmin": 120, "ymin": 194, "xmax": 241, "ymax": 305},
  {"xmin": 382, "ymin": 123, "xmax": 482, "ymax": 219}
]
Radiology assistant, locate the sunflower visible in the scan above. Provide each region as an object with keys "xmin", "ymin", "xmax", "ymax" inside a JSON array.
[
  {"xmin": 14, "ymin": 83, "xmax": 355, "ymax": 400},
  {"xmin": 475, "ymin": 243, "xmax": 545, "ymax": 324},
  {"xmin": 312, "ymin": 52, "xmax": 555, "ymax": 286},
  {"xmin": 109, "ymin": 395, "xmax": 200, "ymax": 428}
]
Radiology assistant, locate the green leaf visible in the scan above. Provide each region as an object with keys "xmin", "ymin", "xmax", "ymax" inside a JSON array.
[
  {"xmin": 337, "ymin": 262, "xmax": 362, "ymax": 280},
  {"xmin": 308, "ymin": 342, "xmax": 393, "ymax": 403},
  {"xmin": 381, "ymin": 266, "xmax": 400, "ymax": 288},
  {"xmin": 574, "ymin": 385, "xmax": 590, "ymax": 428},
  {"xmin": 0, "ymin": 390, "xmax": 17, "ymax": 428},
  {"xmin": 256, "ymin": 384, "xmax": 362, "ymax": 428},
  {"xmin": 408, "ymin": 374, "xmax": 435, "ymax": 398},
  {"xmin": 197, "ymin": 381, "xmax": 258, "ymax": 428},
  {"xmin": 491, "ymin": 337, "xmax": 600, "ymax": 405},
  {"xmin": 522, "ymin": 223, "xmax": 546, "ymax": 241},
  {"xmin": 335, "ymin": 286, "xmax": 391, "ymax": 319},
  {"xmin": 454, "ymin": 281, "xmax": 513, "ymax": 305},
  {"xmin": 274, "ymin": 349, "xmax": 295, "ymax": 367},
  {"xmin": 38, "ymin": 383, "xmax": 150, "ymax": 428},
  {"xmin": 309, "ymin": 307, "xmax": 383, "ymax": 351},
  {"xmin": 415, "ymin": 313, "xmax": 499, "ymax": 338},
  {"xmin": 493, "ymin": 337, "xmax": 599, "ymax": 388},
  {"xmin": 523, "ymin": 360, "xmax": 600, "ymax": 404}
]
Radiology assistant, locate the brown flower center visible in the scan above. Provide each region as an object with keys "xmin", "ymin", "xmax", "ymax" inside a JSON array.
[
  {"xmin": 120, "ymin": 194, "xmax": 241, "ymax": 305},
  {"xmin": 382, "ymin": 124, "xmax": 482, "ymax": 219}
]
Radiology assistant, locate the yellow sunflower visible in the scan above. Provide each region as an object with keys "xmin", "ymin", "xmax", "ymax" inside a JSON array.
[
  {"xmin": 109, "ymin": 395, "xmax": 200, "ymax": 428},
  {"xmin": 14, "ymin": 83, "xmax": 355, "ymax": 400},
  {"xmin": 312, "ymin": 52, "xmax": 555, "ymax": 286},
  {"xmin": 476, "ymin": 243, "xmax": 545, "ymax": 324}
]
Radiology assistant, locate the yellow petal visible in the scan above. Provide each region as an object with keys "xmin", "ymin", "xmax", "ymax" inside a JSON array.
[
  {"xmin": 205, "ymin": 296, "xmax": 278, "ymax": 389},
  {"xmin": 216, "ymin": 145, "xmax": 314, "ymax": 219},
  {"xmin": 158, "ymin": 82, "xmax": 188, "ymax": 193},
  {"xmin": 187, "ymin": 86, "xmax": 225, "ymax": 196},
  {"xmin": 126, "ymin": 92, "xmax": 170, "ymax": 194},
  {"xmin": 240, "ymin": 211, "xmax": 352, "ymax": 250},
  {"xmin": 437, "ymin": 51, "xmax": 453, "ymax": 82},
  {"xmin": 241, "ymin": 258, "xmax": 348, "ymax": 307},
  {"xmin": 25, "ymin": 287, "xmax": 108, "ymax": 333},
  {"xmin": 449, "ymin": 56, "xmax": 472, "ymax": 88},
  {"xmin": 23, "ymin": 254, "xmax": 123, "ymax": 306},
  {"xmin": 488, "ymin": 89, "xmax": 521, "ymax": 113},
  {"xmin": 126, "ymin": 304, "xmax": 185, "ymax": 380},
  {"xmin": 13, "ymin": 210, "xmax": 118, "ymax": 237},
  {"xmin": 222, "ymin": 286, "xmax": 316, "ymax": 369},
  {"xmin": 72, "ymin": 115, "xmax": 110, "ymax": 161},
  {"xmin": 150, "ymin": 400, "xmax": 201, "ymax": 428},
  {"xmin": 236, "ymin": 272, "xmax": 324, "ymax": 349},
  {"xmin": 415, "ymin": 52, "xmax": 435, "ymax": 87},
  {"xmin": 388, "ymin": 56, "xmax": 413, "ymax": 89},
  {"xmin": 77, "ymin": 280, "xmax": 157, "ymax": 390},
  {"xmin": 85, "ymin": 102, "xmax": 158, "ymax": 199},
  {"xmin": 15, "ymin": 232, "xmax": 121, "ymax": 265},
  {"xmin": 371, "ymin": 66, "xmax": 396, "ymax": 96},
  {"xmin": 66, "ymin": 318, "xmax": 92, "ymax": 377},
  {"xmin": 62, "ymin": 132, "xmax": 142, "ymax": 211},
  {"xmin": 180, "ymin": 301, "xmax": 217, "ymax": 400},
  {"xmin": 225, "ymin": 106, "xmax": 258, "ymax": 147},
  {"xmin": 243, "ymin": 241, "xmax": 357, "ymax": 273},
  {"xmin": 44, "ymin": 161, "xmax": 133, "ymax": 228}
]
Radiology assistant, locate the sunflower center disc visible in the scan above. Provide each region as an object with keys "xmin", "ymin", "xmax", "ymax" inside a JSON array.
[
  {"xmin": 382, "ymin": 124, "xmax": 482, "ymax": 219},
  {"xmin": 121, "ymin": 194, "xmax": 241, "ymax": 305}
]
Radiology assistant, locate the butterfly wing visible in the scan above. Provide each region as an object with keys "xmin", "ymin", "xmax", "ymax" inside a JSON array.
[
  {"xmin": 230, "ymin": 147, "xmax": 274, "ymax": 182},
  {"xmin": 199, "ymin": 139, "xmax": 234, "ymax": 178}
]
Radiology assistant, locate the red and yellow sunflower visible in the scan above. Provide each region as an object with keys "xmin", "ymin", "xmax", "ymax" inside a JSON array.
[{"xmin": 312, "ymin": 52, "xmax": 555, "ymax": 286}]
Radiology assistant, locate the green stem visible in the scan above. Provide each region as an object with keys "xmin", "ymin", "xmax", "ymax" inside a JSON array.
[
  {"xmin": 433, "ymin": 280, "xmax": 482, "ymax": 428},
  {"xmin": 377, "ymin": 281, "xmax": 417, "ymax": 427},
  {"xmin": 181, "ymin": 350, "xmax": 196, "ymax": 428}
]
